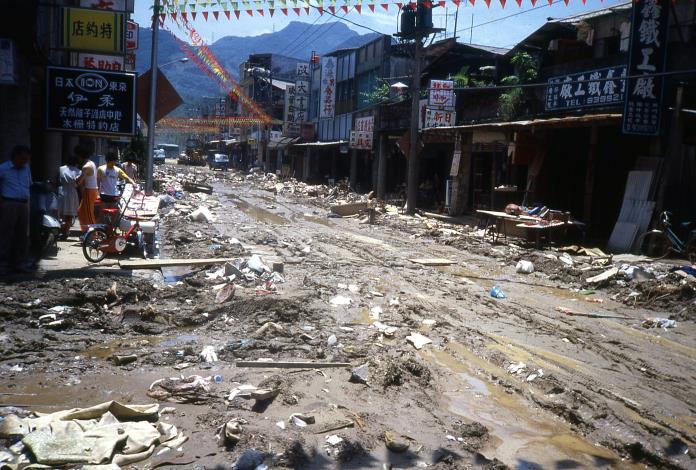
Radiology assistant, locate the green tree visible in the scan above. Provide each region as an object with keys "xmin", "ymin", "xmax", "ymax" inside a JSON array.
[{"xmin": 498, "ymin": 52, "xmax": 538, "ymax": 120}]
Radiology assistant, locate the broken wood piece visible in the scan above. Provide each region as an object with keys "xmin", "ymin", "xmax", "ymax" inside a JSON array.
[
  {"xmin": 585, "ymin": 267, "xmax": 619, "ymax": 284},
  {"xmin": 555, "ymin": 306, "xmax": 629, "ymax": 319},
  {"xmin": 119, "ymin": 258, "xmax": 232, "ymax": 269},
  {"xmin": 408, "ymin": 258, "xmax": 455, "ymax": 266},
  {"xmin": 313, "ymin": 419, "xmax": 355, "ymax": 434},
  {"xmin": 330, "ymin": 202, "xmax": 368, "ymax": 217},
  {"xmin": 235, "ymin": 361, "xmax": 351, "ymax": 369}
]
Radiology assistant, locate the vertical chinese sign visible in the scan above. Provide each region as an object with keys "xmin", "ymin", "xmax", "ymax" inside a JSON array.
[
  {"xmin": 319, "ymin": 57, "xmax": 336, "ymax": 120},
  {"xmin": 622, "ymin": 0, "xmax": 669, "ymax": 136},
  {"xmin": 46, "ymin": 66, "xmax": 136, "ymax": 136},
  {"xmin": 349, "ymin": 116, "xmax": 374, "ymax": 150},
  {"xmin": 61, "ymin": 7, "xmax": 125, "ymax": 53},
  {"xmin": 292, "ymin": 63, "xmax": 309, "ymax": 136},
  {"xmin": 283, "ymin": 84, "xmax": 296, "ymax": 136}
]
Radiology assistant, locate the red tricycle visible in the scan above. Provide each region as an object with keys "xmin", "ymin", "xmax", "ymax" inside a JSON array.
[{"xmin": 82, "ymin": 188, "xmax": 157, "ymax": 263}]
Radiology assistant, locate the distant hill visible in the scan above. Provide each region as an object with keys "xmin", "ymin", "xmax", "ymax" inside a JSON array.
[{"xmin": 136, "ymin": 21, "xmax": 383, "ymax": 103}]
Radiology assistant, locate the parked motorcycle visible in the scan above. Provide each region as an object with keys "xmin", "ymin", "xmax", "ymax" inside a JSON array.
[{"xmin": 29, "ymin": 180, "xmax": 61, "ymax": 264}]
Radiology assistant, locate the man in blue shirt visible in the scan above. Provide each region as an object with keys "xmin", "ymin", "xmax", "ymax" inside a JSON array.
[{"xmin": 0, "ymin": 146, "xmax": 32, "ymax": 273}]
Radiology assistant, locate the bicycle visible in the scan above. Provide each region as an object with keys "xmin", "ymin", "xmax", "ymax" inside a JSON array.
[
  {"xmin": 636, "ymin": 211, "xmax": 696, "ymax": 262},
  {"xmin": 82, "ymin": 187, "xmax": 156, "ymax": 263}
]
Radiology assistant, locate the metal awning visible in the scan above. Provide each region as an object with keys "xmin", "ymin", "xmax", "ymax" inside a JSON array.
[
  {"xmin": 423, "ymin": 113, "xmax": 622, "ymax": 133},
  {"xmin": 291, "ymin": 140, "xmax": 347, "ymax": 148},
  {"xmin": 268, "ymin": 136, "xmax": 299, "ymax": 149}
]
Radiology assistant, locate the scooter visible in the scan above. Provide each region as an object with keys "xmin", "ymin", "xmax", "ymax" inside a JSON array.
[{"xmin": 29, "ymin": 180, "xmax": 61, "ymax": 264}]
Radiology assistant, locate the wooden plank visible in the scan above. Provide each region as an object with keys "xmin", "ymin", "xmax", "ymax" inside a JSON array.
[
  {"xmin": 330, "ymin": 202, "xmax": 368, "ymax": 217},
  {"xmin": 119, "ymin": 258, "xmax": 231, "ymax": 269},
  {"xmin": 408, "ymin": 258, "xmax": 455, "ymax": 266},
  {"xmin": 235, "ymin": 361, "xmax": 351, "ymax": 369}
]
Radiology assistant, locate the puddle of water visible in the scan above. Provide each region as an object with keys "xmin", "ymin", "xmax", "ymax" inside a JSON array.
[
  {"xmin": 83, "ymin": 334, "xmax": 198, "ymax": 359},
  {"xmin": 301, "ymin": 213, "xmax": 333, "ymax": 227},
  {"xmin": 161, "ymin": 265, "xmax": 196, "ymax": 284},
  {"xmin": 226, "ymin": 194, "xmax": 288, "ymax": 225},
  {"xmin": 424, "ymin": 344, "xmax": 639, "ymax": 469}
]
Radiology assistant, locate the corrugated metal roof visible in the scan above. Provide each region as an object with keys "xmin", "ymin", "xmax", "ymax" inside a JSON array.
[
  {"xmin": 456, "ymin": 42, "xmax": 511, "ymax": 56},
  {"xmin": 291, "ymin": 140, "xmax": 347, "ymax": 147},
  {"xmin": 553, "ymin": 1, "xmax": 632, "ymax": 24}
]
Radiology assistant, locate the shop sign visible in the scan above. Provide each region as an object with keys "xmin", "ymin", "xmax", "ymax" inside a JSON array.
[
  {"xmin": 126, "ymin": 21, "xmax": 138, "ymax": 50},
  {"xmin": 292, "ymin": 62, "xmax": 309, "ymax": 131},
  {"xmin": 349, "ymin": 131, "xmax": 373, "ymax": 150},
  {"xmin": 424, "ymin": 108, "xmax": 456, "ymax": 128},
  {"xmin": 545, "ymin": 66, "xmax": 627, "ymax": 111},
  {"xmin": 428, "ymin": 79, "xmax": 455, "ymax": 109},
  {"xmin": 124, "ymin": 53, "xmax": 135, "ymax": 71},
  {"xmin": 77, "ymin": 52, "xmax": 125, "ymax": 71},
  {"xmin": 622, "ymin": 0, "xmax": 669, "ymax": 136},
  {"xmin": 80, "ymin": 0, "xmax": 135, "ymax": 12},
  {"xmin": 355, "ymin": 116, "xmax": 374, "ymax": 132},
  {"xmin": 319, "ymin": 56, "xmax": 336, "ymax": 119},
  {"xmin": 62, "ymin": 7, "xmax": 125, "ymax": 53},
  {"xmin": 46, "ymin": 66, "xmax": 136, "ymax": 136},
  {"xmin": 284, "ymin": 84, "xmax": 298, "ymax": 136}
]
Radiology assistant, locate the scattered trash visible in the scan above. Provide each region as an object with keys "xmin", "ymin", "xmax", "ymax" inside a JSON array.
[
  {"xmin": 586, "ymin": 267, "xmax": 619, "ymax": 284},
  {"xmin": 327, "ymin": 334, "xmax": 338, "ymax": 347},
  {"xmin": 384, "ymin": 431, "xmax": 410, "ymax": 453},
  {"xmin": 350, "ymin": 363, "xmax": 370, "ymax": 385},
  {"xmin": 112, "ymin": 354, "xmax": 137, "ymax": 366},
  {"xmin": 559, "ymin": 253, "xmax": 574, "ymax": 267},
  {"xmin": 641, "ymin": 318, "xmax": 677, "ymax": 329},
  {"xmin": 200, "ymin": 345, "xmax": 218, "ymax": 363},
  {"xmin": 215, "ymin": 283, "xmax": 235, "ymax": 303},
  {"xmin": 555, "ymin": 306, "xmax": 629, "ymax": 320},
  {"xmin": 227, "ymin": 384, "xmax": 279, "ymax": 402},
  {"xmin": 330, "ymin": 295, "xmax": 352, "ymax": 306},
  {"xmin": 526, "ymin": 369, "xmax": 544, "ymax": 382},
  {"xmin": 348, "ymin": 284, "xmax": 360, "ymax": 293},
  {"xmin": 490, "ymin": 285, "xmax": 507, "ymax": 299},
  {"xmin": 389, "ymin": 297, "xmax": 400, "ymax": 306},
  {"xmin": 276, "ymin": 421, "xmax": 286, "ymax": 430},
  {"xmin": 289, "ymin": 413, "xmax": 315, "ymax": 427},
  {"xmin": 406, "ymin": 332, "xmax": 432, "ymax": 350},
  {"xmin": 247, "ymin": 254, "xmax": 271, "ymax": 273},
  {"xmin": 218, "ymin": 418, "xmax": 244, "ymax": 446},
  {"xmin": 290, "ymin": 415, "xmax": 308, "ymax": 427},
  {"xmin": 148, "ymin": 375, "xmax": 213, "ymax": 403},
  {"xmin": 190, "ymin": 206, "xmax": 215, "ymax": 223},
  {"xmin": 421, "ymin": 319, "xmax": 437, "ymax": 327},
  {"xmin": 326, "ymin": 435, "xmax": 344, "ymax": 446},
  {"xmin": 507, "ymin": 362, "xmax": 527, "ymax": 375},
  {"xmin": 516, "ymin": 260, "xmax": 534, "ymax": 274},
  {"xmin": 370, "ymin": 306, "xmax": 383, "ymax": 319}
]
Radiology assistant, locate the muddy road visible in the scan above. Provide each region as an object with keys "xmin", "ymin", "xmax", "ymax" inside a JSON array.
[{"xmin": 1, "ymin": 165, "xmax": 694, "ymax": 469}]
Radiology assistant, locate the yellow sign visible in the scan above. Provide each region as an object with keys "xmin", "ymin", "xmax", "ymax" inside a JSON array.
[{"xmin": 62, "ymin": 7, "xmax": 125, "ymax": 53}]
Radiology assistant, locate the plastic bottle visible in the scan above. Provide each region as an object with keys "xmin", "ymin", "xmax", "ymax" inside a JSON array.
[
  {"xmin": 490, "ymin": 285, "xmax": 507, "ymax": 299},
  {"xmin": 214, "ymin": 374, "xmax": 223, "ymax": 384}
]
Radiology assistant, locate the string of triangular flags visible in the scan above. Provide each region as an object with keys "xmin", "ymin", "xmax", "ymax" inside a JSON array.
[
  {"xmin": 161, "ymin": 14, "xmax": 272, "ymax": 124},
  {"xmin": 160, "ymin": 0, "xmax": 599, "ymax": 20}
]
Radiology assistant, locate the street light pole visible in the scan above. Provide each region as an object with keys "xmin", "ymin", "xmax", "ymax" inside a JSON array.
[
  {"xmin": 145, "ymin": 0, "xmax": 160, "ymax": 194},
  {"xmin": 406, "ymin": 36, "xmax": 422, "ymax": 215}
]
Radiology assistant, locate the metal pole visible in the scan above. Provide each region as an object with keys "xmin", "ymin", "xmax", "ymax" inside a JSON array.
[
  {"xmin": 145, "ymin": 0, "xmax": 160, "ymax": 194},
  {"xmin": 406, "ymin": 36, "xmax": 422, "ymax": 215}
]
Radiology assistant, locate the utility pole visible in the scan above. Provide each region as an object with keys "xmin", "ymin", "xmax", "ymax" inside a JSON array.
[
  {"xmin": 406, "ymin": 37, "xmax": 422, "ymax": 215},
  {"xmin": 145, "ymin": 0, "xmax": 160, "ymax": 194}
]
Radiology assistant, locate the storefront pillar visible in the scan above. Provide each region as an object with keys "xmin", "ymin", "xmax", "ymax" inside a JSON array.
[
  {"xmin": 449, "ymin": 132, "xmax": 472, "ymax": 215},
  {"xmin": 302, "ymin": 147, "xmax": 311, "ymax": 181},
  {"xmin": 349, "ymin": 149, "xmax": 358, "ymax": 190},
  {"xmin": 376, "ymin": 133, "xmax": 386, "ymax": 199},
  {"xmin": 583, "ymin": 125, "xmax": 599, "ymax": 223},
  {"xmin": 41, "ymin": 131, "xmax": 63, "ymax": 181}
]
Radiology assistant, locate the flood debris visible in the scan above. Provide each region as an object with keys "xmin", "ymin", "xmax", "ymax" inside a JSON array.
[
  {"xmin": 406, "ymin": 332, "xmax": 432, "ymax": 350},
  {"xmin": 218, "ymin": 418, "xmax": 245, "ymax": 447},
  {"xmin": 0, "ymin": 401, "xmax": 186, "ymax": 467},
  {"xmin": 641, "ymin": 317, "xmax": 677, "ymax": 329},
  {"xmin": 147, "ymin": 375, "xmax": 213, "ymax": 403}
]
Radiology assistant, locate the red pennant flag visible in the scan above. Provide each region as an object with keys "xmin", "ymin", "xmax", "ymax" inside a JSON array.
[
  {"xmin": 202, "ymin": 11, "xmax": 209, "ymax": 20},
  {"xmin": 234, "ymin": 10, "xmax": 241, "ymax": 18},
  {"xmin": 515, "ymin": 0, "xmax": 522, "ymax": 6},
  {"xmin": 328, "ymin": 5, "xmax": 335, "ymax": 13},
  {"xmin": 483, "ymin": 0, "xmax": 490, "ymax": 6},
  {"xmin": 293, "ymin": 7, "xmax": 301, "ymax": 15},
  {"xmin": 368, "ymin": 4, "xmax": 375, "ymax": 11},
  {"xmin": 224, "ymin": 10, "xmax": 231, "ymax": 19},
  {"xmin": 547, "ymin": 0, "xmax": 553, "ymax": 4},
  {"xmin": 281, "ymin": 7, "xmax": 288, "ymax": 15},
  {"xmin": 396, "ymin": 2, "xmax": 403, "ymax": 8},
  {"xmin": 563, "ymin": 0, "xmax": 569, "ymax": 4},
  {"xmin": 269, "ymin": 8, "xmax": 275, "ymax": 15},
  {"xmin": 305, "ymin": 6, "xmax": 310, "ymax": 14},
  {"xmin": 438, "ymin": 1, "xmax": 445, "ymax": 7},
  {"xmin": 172, "ymin": 12, "xmax": 178, "ymax": 21},
  {"xmin": 451, "ymin": 0, "xmax": 460, "ymax": 6},
  {"xmin": 246, "ymin": 9, "xmax": 253, "ymax": 15},
  {"xmin": 581, "ymin": 0, "xmax": 587, "ymax": 3},
  {"xmin": 355, "ymin": 4, "xmax": 362, "ymax": 12},
  {"xmin": 213, "ymin": 10, "xmax": 219, "ymax": 19},
  {"xmin": 381, "ymin": 3, "xmax": 389, "ymax": 10},
  {"xmin": 499, "ymin": 0, "xmax": 505, "ymax": 8},
  {"xmin": 181, "ymin": 12, "xmax": 188, "ymax": 20},
  {"xmin": 258, "ymin": 8, "xmax": 264, "ymax": 16},
  {"xmin": 423, "ymin": 1, "xmax": 432, "ymax": 8},
  {"xmin": 341, "ymin": 5, "xmax": 348, "ymax": 12},
  {"xmin": 191, "ymin": 11, "xmax": 197, "ymax": 20},
  {"xmin": 468, "ymin": 0, "xmax": 474, "ymax": 5},
  {"xmin": 317, "ymin": 6, "xmax": 323, "ymax": 14},
  {"xmin": 160, "ymin": 13, "xmax": 166, "ymax": 22}
]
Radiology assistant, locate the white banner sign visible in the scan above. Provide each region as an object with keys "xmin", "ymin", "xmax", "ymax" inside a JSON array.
[
  {"xmin": 428, "ymin": 79, "xmax": 455, "ymax": 109},
  {"xmin": 77, "ymin": 53, "xmax": 125, "ymax": 71},
  {"xmin": 292, "ymin": 62, "xmax": 309, "ymax": 130},
  {"xmin": 355, "ymin": 116, "xmax": 374, "ymax": 132},
  {"xmin": 319, "ymin": 56, "xmax": 336, "ymax": 119},
  {"xmin": 424, "ymin": 108, "xmax": 456, "ymax": 128},
  {"xmin": 349, "ymin": 131, "xmax": 373, "ymax": 150}
]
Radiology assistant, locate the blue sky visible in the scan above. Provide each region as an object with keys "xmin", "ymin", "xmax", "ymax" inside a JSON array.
[{"xmin": 133, "ymin": 0, "xmax": 627, "ymax": 49}]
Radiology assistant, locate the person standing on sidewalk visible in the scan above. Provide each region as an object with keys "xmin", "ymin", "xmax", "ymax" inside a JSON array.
[
  {"xmin": 0, "ymin": 146, "xmax": 32, "ymax": 273},
  {"xmin": 76, "ymin": 145, "xmax": 98, "ymax": 231},
  {"xmin": 57, "ymin": 156, "xmax": 81, "ymax": 238},
  {"xmin": 122, "ymin": 156, "xmax": 138, "ymax": 182},
  {"xmin": 97, "ymin": 152, "xmax": 136, "ymax": 203}
]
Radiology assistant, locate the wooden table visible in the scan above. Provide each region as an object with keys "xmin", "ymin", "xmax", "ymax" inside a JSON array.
[
  {"xmin": 475, "ymin": 210, "xmax": 538, "ymax": 242},
  {"xmin": 515, "ymin": 221, "xmax": 568, "ymax": 248}
]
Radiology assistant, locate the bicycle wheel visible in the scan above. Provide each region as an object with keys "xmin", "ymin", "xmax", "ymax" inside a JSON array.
[
  {"xmin": 686, "ymin": 238, "xmax": 696, "ymax": 264},
  {"xmin": 637, "ymin": 230, "xmax": 673, "ymax": 259},
  {"xmin": 82, "ymin": 229, "xmax": 108, "ymax": 263}
]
